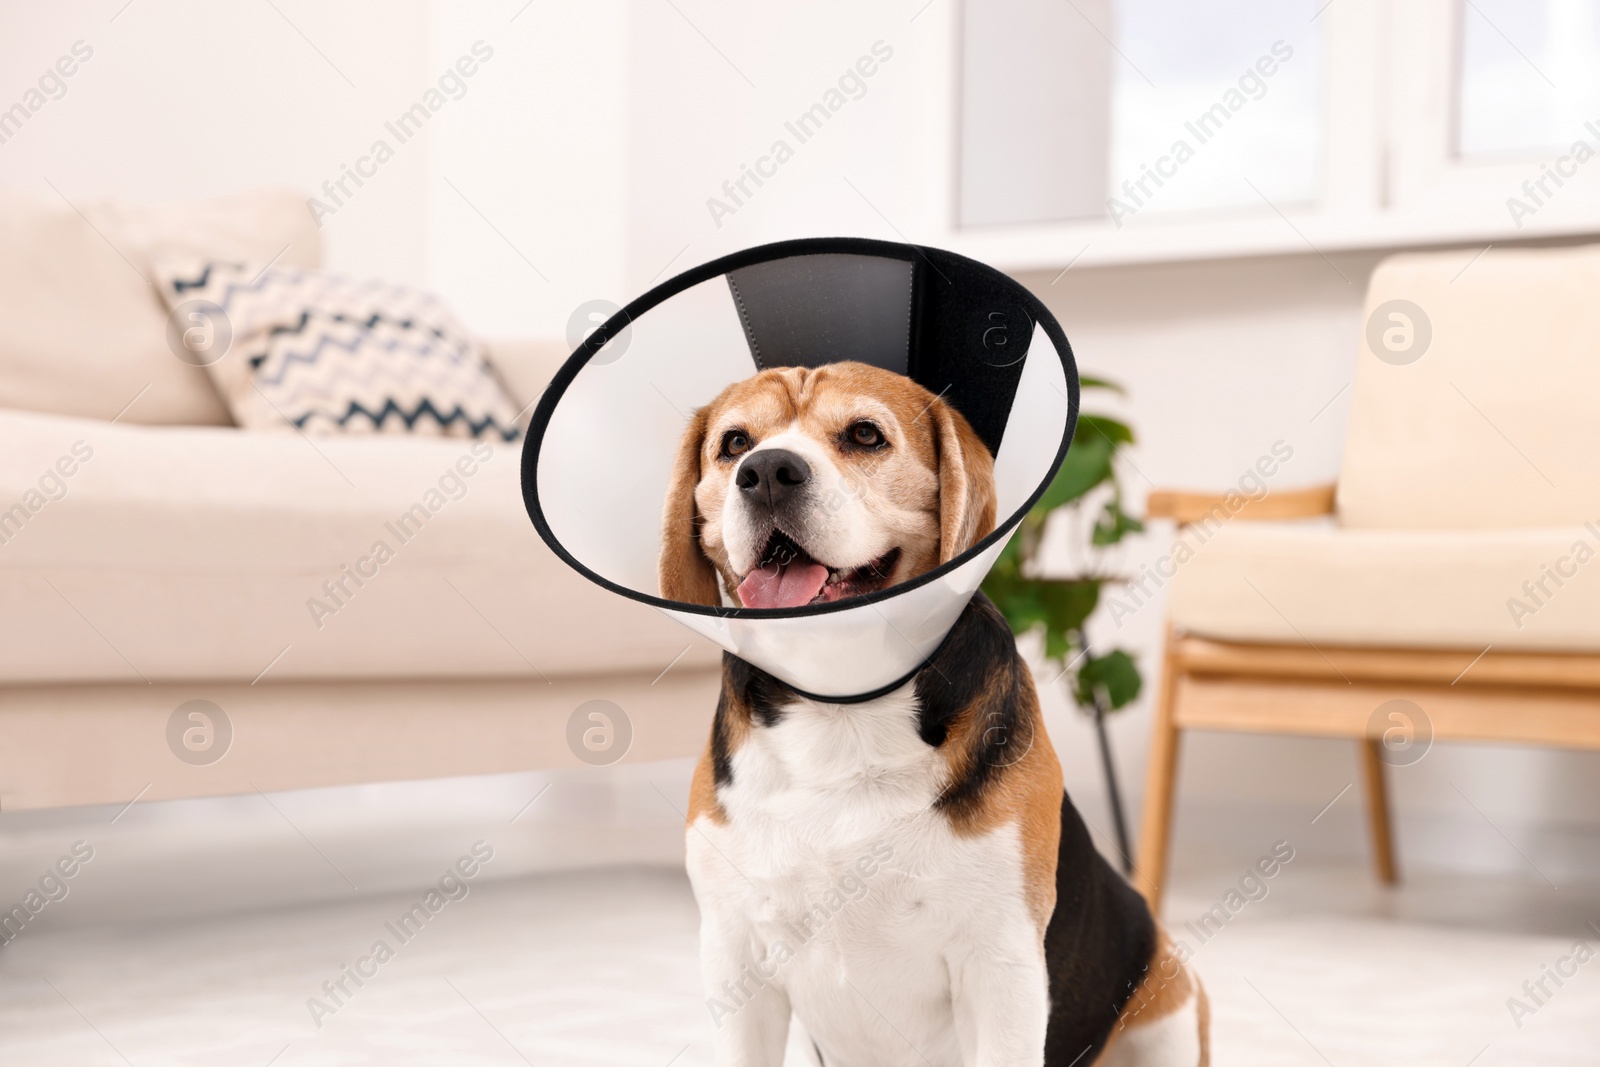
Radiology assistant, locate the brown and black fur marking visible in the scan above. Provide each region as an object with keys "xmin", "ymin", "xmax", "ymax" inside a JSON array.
[
  {"xmin": 696, "ymin": 593, "xmax": 1158, "ymax": 1065},
  {"xmin": 912, "ymin": 593, "xmax": 1037, "ymax": 817}
]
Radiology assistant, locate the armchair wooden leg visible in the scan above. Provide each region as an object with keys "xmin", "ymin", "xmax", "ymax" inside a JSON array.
[
  {"xmin": 1134, "ymin": 626, "xmax": 1184, "ymax": 913},
  {"xmin": 1358, "ymin": 738, "xmax": 1399, "ymax": 885}
]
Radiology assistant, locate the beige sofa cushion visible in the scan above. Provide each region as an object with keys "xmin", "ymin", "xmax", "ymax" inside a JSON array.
[
  {"xmin": 0, "ymin": 406, "xmax": 717, "ymax": 684},
  {"xmin": 1166, "ymin": 519, "xmax": 1600, "ymax": 651},
  {"xmin": 1339, "ymin": 244, "xmax": 1600, "ymax": 529},
  {"xmin": 0, "ymin": 187, "xmax": 320, "ymax": 427}
]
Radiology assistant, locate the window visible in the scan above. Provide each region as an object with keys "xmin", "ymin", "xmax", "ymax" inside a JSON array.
[
  {"xmin": 947, "ymin": 0, "xmax": 1600, "ymax": 265},
  {"xmin": 1456, "ymin": 0, "xmax": 1600, "ymax": 159},
  {"xmin": 1107, "ymin": 0, "xmax": 1323, "ymax": 218},
  {"xmin": 958, "ymin": 0, "xmax": 1324, "ymax": 228}
]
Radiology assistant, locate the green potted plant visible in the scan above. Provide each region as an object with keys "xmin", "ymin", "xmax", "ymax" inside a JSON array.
[{"xmin": 982, "ymin": 377, "xmax": 1143, "ymax": 869}]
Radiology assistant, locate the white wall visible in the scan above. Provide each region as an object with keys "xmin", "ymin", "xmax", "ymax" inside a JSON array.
[
  {"xmin": 425, "ymin": 0, "xmax": 631, "ymax": 337},
  {"xmin": 0, "ymin": 0, "xmax": 628, "ymax": 333},
  {"xmin": 0, "ymin": 0, "xmax": 433, "ymax": 282},
  {"xmin": 620, "ymin": 0, "xmax": 950, "ymax": 291}
]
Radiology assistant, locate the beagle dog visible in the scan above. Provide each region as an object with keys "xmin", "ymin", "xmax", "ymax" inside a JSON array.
[{"xmin": 660, "ymin": 362, "xmax": 1208, "ymax": 1066}]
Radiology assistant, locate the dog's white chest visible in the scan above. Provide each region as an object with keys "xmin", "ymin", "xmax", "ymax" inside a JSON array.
[{"xmin": 687, "ymin": 689, "xmax": 1043, "ymax": 1067}]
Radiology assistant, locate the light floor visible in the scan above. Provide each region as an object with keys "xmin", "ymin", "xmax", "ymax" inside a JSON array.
[{"xmin": 1, "ymin": 772, "xmax": 1597, "ymax": 1065}]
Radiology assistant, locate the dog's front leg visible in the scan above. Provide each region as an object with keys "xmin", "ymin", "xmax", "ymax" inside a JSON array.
[
  {"xmin": 951, "ymin": 946, "xmax": 1051, "ymax": 1067},
  {"xmin": 699, "ymin": 916, "xmax": 792, "ymax": 1066}
]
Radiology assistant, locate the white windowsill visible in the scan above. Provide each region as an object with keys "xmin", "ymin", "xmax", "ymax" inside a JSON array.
[{"xmin": 940, "ymin": 207, "xmax": 1600, "ymax": 274}]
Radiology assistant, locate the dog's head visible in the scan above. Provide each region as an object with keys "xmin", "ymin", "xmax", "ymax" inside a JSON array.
[{"xmin": 659, "ymin": 361, "xmax": 997, "ymax": 609}]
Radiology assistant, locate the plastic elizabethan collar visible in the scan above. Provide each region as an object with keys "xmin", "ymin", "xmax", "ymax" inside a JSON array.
[{"xmin": 522, "ymin": 238, "xmax": 1078, "ymax": 701}]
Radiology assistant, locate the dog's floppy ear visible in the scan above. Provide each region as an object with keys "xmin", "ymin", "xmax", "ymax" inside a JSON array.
[
  {"xmin": 932, "ymin": 398, "xmax": 997, "ymax": 564},
  {"xmin": 659, "ymin": 406, "xmax": 723, "ymax": 605}
]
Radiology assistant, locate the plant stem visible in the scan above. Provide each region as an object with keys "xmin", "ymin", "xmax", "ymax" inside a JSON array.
[
  {"xmin": 1072, "ymin": 627, "xmax": 1133, "ymax": 875},
  {"xmin": 1092, "ymin": 696, "xmax": 1133, "ymax": 876}
]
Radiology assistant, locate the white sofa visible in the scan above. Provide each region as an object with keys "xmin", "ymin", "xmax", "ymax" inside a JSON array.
[{"xmin": 0, "ymin": 188, "xmax": 719, "ymax": 811}]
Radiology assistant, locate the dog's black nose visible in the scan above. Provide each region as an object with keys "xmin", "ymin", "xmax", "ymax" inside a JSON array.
[{"xmin": 737, "ymin": 448, "xmax": 811, "ymax": 509}]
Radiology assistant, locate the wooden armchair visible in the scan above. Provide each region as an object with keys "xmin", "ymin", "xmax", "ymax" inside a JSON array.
[{"xmin": 1133, "ymin": 245, "xmax": 1600, "ymax": 912}]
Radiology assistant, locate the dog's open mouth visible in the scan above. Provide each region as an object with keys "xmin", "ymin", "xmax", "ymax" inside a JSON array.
[{"xmin": 735, "ymin": 530, "xmax": 901, "ymax": 609}]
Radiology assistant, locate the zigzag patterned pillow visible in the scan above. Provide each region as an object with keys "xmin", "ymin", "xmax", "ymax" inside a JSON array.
[{"xmin": 153, "ymin": 261, "xmax": 521, "ymax": 440}]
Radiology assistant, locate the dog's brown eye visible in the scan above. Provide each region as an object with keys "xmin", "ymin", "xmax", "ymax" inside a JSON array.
[
  {"xmin": 846, "ymin": 421, "xmax": 885, "ymax": 449},
  {"xmin": 720, "ymin": 430, "xmax": 752, "ymax": 459}
]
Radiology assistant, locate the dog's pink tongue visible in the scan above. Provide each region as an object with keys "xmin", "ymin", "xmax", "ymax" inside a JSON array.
[{"xmin": 737, "ymin": 561, "xmax": 829, "ymax": 609}]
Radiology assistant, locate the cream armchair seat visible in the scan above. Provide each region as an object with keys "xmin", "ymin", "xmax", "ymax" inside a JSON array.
[
  {"xmin": 0, "ymin": 189, "xmax": 718, "ymax": 812},
  {"xmin": 1170, "ymin": 520, "xmax": 1600, "ymax": 651},
  {"xmin": 1137, "ymin": 244, "xmax": 1600, "ymax": 910}
]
